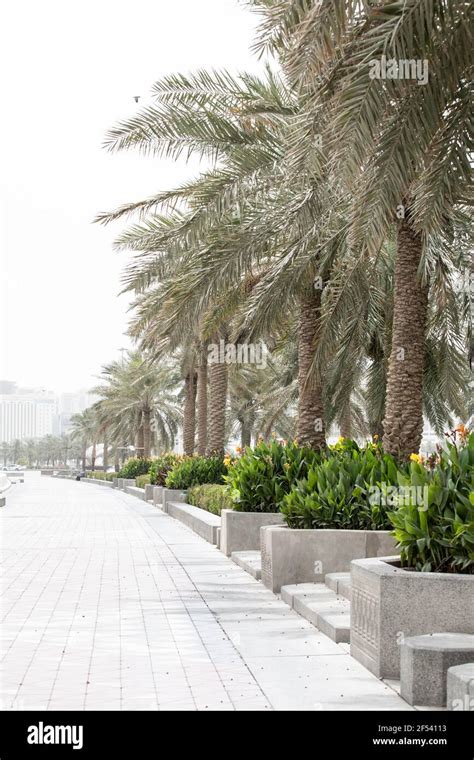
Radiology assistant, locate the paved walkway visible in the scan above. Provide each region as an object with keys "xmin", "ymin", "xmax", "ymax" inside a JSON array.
[{"xmin": 0, "ymin": 473, "xmax": 411, "ymax": 711}]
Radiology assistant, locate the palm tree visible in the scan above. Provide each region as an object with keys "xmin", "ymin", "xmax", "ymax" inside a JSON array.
[
  {"xmin": 258, "ymin": 0, "xmax": 472, "ymax": 458},
  {"xmin": 92, "ymin": 351, "xmax": 181, "ymax": 458},
  {"xmin": 70, "ymin": 410, "xmax": 96, "ymax": 470}
]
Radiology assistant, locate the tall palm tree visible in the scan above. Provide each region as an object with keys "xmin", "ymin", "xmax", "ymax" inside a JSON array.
[
  {"xmin": 70, "ymin": 410, "xmax": 96, "ymax": 470},
  {"xmin": 258, "ymin": 0, "xmax": 472, "ymax": 458},
  {"xmin": 92, "ymin": 351, "xmax": 181, "ymax": 457}
]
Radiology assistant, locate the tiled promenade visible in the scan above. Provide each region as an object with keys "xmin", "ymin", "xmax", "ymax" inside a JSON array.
[{"xmin": 0, "ymin": 474, "xmax": 411, "ymax": 711}]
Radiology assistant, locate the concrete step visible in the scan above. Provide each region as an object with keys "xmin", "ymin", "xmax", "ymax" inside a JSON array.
[
  {"xmin": 324, "ymin": 572, "xmax": 352, "ymax": 600},
  {"xmin": 231, "ymin": 550, "xmax": 262, "ymax": 580},
  {"xmin": 281, "ymin": 582, "xmax": 351, "ymax": 643}
]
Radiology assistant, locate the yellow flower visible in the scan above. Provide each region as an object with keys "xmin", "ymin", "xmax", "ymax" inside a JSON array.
[
  {"xmin": 410, "ymin": 453, "xmax": 422, "ymax": 464},
  {"xmin": 223, "ymin": 456, "xmax": 232, "ymax": 467},
  {"xmin": 337, "ymin": 436, "xmax": 345, "ymax": 444},
  {"xmin": 373, "ymin": 434, "xmax": 379, "ymax": 441}
]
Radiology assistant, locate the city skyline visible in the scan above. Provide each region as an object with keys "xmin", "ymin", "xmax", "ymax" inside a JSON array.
[{"xmin": 0, "ymin": 381, "xmax": 97, "ymax": 442}]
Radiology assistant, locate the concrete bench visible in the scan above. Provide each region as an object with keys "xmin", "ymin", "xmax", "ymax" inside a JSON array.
[
  {"xmin": 400, "ymin": 633, "xmax": 474, "ymax": 706},
  {"xmin": 124, "ymin": 486, "xmax": 146, "ymax": 500},
  {"xmin": 81, "ymin": 477, "xmax": 114, "ymax": 487},
  {"xmin": 447, "ymin": 663, "xmax": 474, "ymax": 711},
  {"xmin": 162, "ymin": 488, "xmax": 187, "ymax": 513},
  {"xmin": 167, "ymin": 501, "xmax": 221, "ymax": 544}
]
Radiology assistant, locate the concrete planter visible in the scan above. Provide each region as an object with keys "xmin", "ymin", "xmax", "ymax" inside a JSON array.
[
  {"xmin": 167, "ymin": 501, "xmax": 220, "ymax": 544},
  {"xmin": 162, "ymin": 488, "xmax": 187, "ymax": 513},
  {"xmin": 125, "ymin": 486, "xmax": 146, "ymax": 500},
  {"xmin": 220, "ymin": 510, "xmax": 284, "ymax": 557},
  {"xmin": 260, "ymin": 525, "xmax": 397, "ymax": 593},
  {"xmin": 152, "ymin": 486, "xmax": 163, "ymax": 507},
  {"xmin": 112, "ymin": 478, "xmax": 119, "ymax": 489},
  {"xmin": 144, "ymin": 484, "xmax": 154, "ymax": 502},
  {"xmin": 350, "ymin": 556, "xmax": 474, "ymax": 679},
  {"xmin": 82, "ymin": 477, "xmax": 113, "ymax": 488}
]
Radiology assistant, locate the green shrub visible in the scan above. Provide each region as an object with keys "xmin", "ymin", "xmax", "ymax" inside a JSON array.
[
  {"xmin": 188, "ymin": 484, "xmax": 233, "ymax": 515},
  {"xmin": 389, "ymin": 430, "xmax": 474, "ymax": 574},
  {"xmin": 118, "ymin": 457, "xmax": 151, "ymax": 479},
  {"xmin": 149, "ymin": 453, "xmax": 186, "ymax": 486},
  {"xmin": 86, "ymin": 471, "xmax": 115, "ymax": 481},
  {"xmin": 165, "ymin": 456, "xmax": 227, "ymax": 490},
  {"xmin": 281, "ymin": 442, "xmax": 402, "ymax": 529},
  {"xmin": 225, "ymin": 439, "xmax": 321, "ymax": 513},
  {"xmin": 136, "ymin": 474, "xmax": 151, "ymax": 488}
]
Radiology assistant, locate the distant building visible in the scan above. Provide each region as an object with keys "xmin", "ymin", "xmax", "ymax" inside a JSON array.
[{"xmin": 0, "ymin": 389, "xmax": 59, "ymax": 442}]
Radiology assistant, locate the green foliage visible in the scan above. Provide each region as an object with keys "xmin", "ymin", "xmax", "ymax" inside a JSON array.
[
  {"xmin": 165, "ymin": 456, "xmax": 227, "ymax": 490},
  {"xmin": 389, "ymin": 431, "xmax": 474, "ymax": 574},
  {"xmin": 188, "ymin": 484, "xmax": 233, "ymax": 515},
  {"xmin": 87, "ymin": 471, "xmax": 115, "ymax": 481},
  {"xmin": 149, "ymin": 453, "xmax": 186, "ymax": 486},
  {"xmin": 281, "ymin": 442, "xmax": 401, "ymax": 530},
  {"xmin": 136, "ymin": 474, "xmax": 151, "ymax": 488},
  {"xmin": 225, "ymin": 440, "xmax": 320, "ymax": 513},
  {"xmin": 118, "ymin": 457, "xmax": 151, "ymax": 479}
]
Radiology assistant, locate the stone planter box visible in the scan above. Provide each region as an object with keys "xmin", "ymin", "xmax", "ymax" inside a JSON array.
[
  {"xmin": 350, "ymin": 556, "xmax": 474, "ymax": 679},
  {"xmin": 167, "ymin": 501, "xmax": 220, "ymax": 544},
  {"xmin": 162, "ymin": 488, "xmax": 187, "ymax": 513},
  {"xmin": 125, "ymin": 486, "xmax": 146, "ymax": 500},
  {"xmin": 81, "ymin": 477, "xmax": 113, "ymax": 487},
  {"xmin": 260, "ymin": 525, "xmax": 397, "ymax": 593},
  {"xmin": 220, "ymin": 510, "xmax": 284, "ymax": 557},
  {"xmin": 144, "ymin": 484, "xmax": 154, "ymax": 502},
  {"xmin": 112, "ymin": 478, "xmax": 119, "ymax": 489},
  {"xmin": 152, "ymin": 486, "xmax": 163, "ymax": 507}
]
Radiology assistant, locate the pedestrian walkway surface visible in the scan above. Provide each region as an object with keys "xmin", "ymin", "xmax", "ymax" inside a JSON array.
[{"xmin": 0, "ymin": 474, "xmax": 411, "ymax": 711}]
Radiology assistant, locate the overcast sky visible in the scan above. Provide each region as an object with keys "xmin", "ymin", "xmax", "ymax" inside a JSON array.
[{"xmin": 0, "ymin": 0, "xmax": 262, "ymax": 393}]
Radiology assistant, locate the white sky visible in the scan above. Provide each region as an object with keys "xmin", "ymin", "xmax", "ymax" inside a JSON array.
[{"xmin": 0, "ymin": 0, "xmax": 263, "ymax": 393}]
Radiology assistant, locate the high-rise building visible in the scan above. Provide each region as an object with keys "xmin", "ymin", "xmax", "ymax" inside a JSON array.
[{"xmin": 0, "ymin": 390, "xmax": 59, "ymax": 442}]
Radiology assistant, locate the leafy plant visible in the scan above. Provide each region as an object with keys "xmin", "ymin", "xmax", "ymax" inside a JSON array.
[
  {"xmin": 118, "ymin": 457, "xmax": 151, "ymax": 479},
  {"xmin": 281, "ymin": 442, "xmax": 401, "ymax": 529},
  {"xmin": 188, "ymin": 484, "xmax": 233, "ymax": 515},
  {"xmin": 225, "ymin": 439, "xmax": 321, "ymax": 513},
  {"xmin": 389, "ymin": 429, "xmax": 474, "ymax": 574},
  {"xmin": 136, "ymin": 474, "xmax": 151, "ymax": 488},
  {"xmin": 165, "ymin": 456, "xmax": 227, "ymax": 490},
  {"xmin": 149, "ymin": 453, "xmax": 186, "ymax": 486}
]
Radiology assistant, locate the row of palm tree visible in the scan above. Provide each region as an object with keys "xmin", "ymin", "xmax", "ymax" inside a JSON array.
[
  {"xmin": 0, "ymin": 435, "xmax": 83, "ymax": 468},
  {"xmin": 92, "ymin": 0, "xmax": 471, "ymax": 461}
]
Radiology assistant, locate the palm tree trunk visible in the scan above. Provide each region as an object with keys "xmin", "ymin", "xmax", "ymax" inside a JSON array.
[
  {"xmin": 297, "ymin": 288, "xmax": 326, "ymax": 448},
  {"xmin": 143, "ymin": 408, "xmax": 152, "ymax": 459},
  {"xmin": 103, "ymin": 430, "xmax": 109, "ymax": 471},
  {"xmin": 383, "ymin": 216, "xmax": 428, "ymax": 460},
  {"xmin": 183, "ymin": 369, "xmax": 197, "ymax": 455},
  {"xmin": 135, "ymin": 422, "xmax": 144, "ymax": 458},
  {"xmin": 207, "ymin": 334, "xmax": 228, "ymax": 456},
  {"xmin": 91, "ymin": 439, "xmax": 97, "ymax": 471},
  {"xmin": 197, "ymin": 344, "xmax": 208, "ymax": 456},
  {"xmin": 240, "ymin": 419, "xmax": 252, "ymax": 448},
  {"xmin": 114, "ymin": 446, "xmax": 120, "ymax": 472},
  {"xmin": 82, "ymin": 442, "xmax": 87, "ymax": 470}
]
